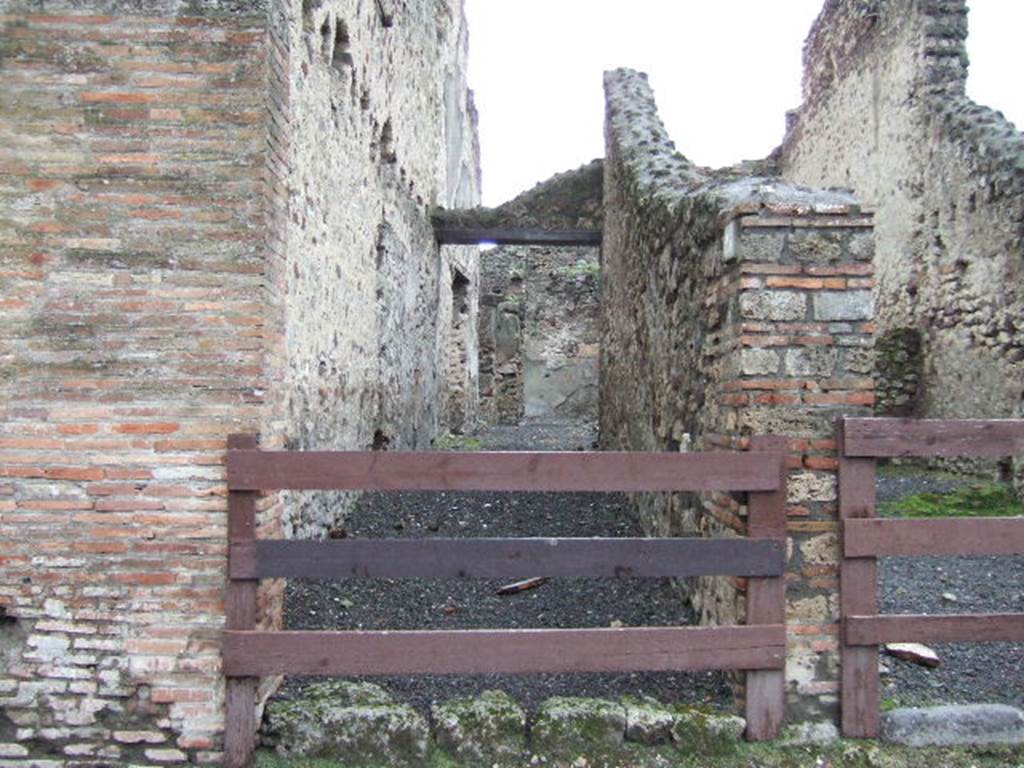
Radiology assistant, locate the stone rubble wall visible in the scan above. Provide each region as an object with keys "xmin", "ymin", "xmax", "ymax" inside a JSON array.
[
  {"xmin": 600, "ymin": 69, "xmax": 876, "ymax": 724},
  {"xmin": 780, "ymin": 0, "xmax": 1024, "ymax": 448},
  {"xmin": 0, "ymin": 0, "xmax": 479, "ymax": 763},
  {"xmin": 479, "ymin": 246, "xmax": 600, "ymax": 426}
]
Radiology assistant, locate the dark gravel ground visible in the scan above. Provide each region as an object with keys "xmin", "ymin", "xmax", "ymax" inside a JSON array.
[
  {"xmin": 279, "ymin": 421, "xmax": 732, "ymax": 714},
  {"xmin": 877, "ymin": 467, "xmax": 1024, "ymax": 709}
]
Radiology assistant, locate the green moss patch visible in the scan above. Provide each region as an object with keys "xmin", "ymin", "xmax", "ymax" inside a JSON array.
[{"xmin": 880, "ymin": 482, "xmax": 1022, "ymax": 518}]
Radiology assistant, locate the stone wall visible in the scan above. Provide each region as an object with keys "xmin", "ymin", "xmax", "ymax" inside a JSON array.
[
  {"xmin": 600, "ymin": 69, "xmax": 876, "ymax": 724},
  {"xmin": 0, "ymin": 0, "xmax": 478, "ymax": 763},
  {"xmin": 279, "ymin": 0, "xmax": 479, "ymax": 534},
  {"xmin": 479, "ymin": 246, "xmax": 599, "ymax": 425},
  {"xmin": 780, "ymin": 0, "xmax": 1024, "ymax": 440}
]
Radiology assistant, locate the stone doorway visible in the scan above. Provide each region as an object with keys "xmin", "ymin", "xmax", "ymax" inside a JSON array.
[{"xmin": 478, "ymin": 245, "xmax": 600, "ymax": 428}]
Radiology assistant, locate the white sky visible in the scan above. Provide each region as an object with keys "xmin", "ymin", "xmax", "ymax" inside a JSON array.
[{"xmin": 465, "ymin": 0, "xmax": 1024, "ymax": 206}]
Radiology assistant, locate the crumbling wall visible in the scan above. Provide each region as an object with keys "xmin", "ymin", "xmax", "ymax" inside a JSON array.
[
  {"xmin": 0, "ymin": 0, "xmax": 479, "ymax": 763},
  {"xmin": 601, "ymin": 69, "xmax": 876, "ymax": 724},
  {"xmin": 479, "ymin": 246, "xmax": 599, "ymax": 425},
  {"xmin": 780, "ymin": 0, "xmax": 1024, "ymax": 434}
]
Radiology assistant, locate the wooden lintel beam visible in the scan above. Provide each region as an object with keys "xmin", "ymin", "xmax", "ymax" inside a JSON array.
[{"xmin": 435, "ymin": 227, "xmax": 602, "ymax": 247}]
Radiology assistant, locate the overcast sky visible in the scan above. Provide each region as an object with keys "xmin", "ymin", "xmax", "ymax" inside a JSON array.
[{"xmin": 464, "ymin": 1, "xmax": 1024, "ymax": 206}]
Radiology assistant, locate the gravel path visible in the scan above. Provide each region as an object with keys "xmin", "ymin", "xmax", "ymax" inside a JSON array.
[
  {"xmin": 280, "ymin": 421, "xmax": 732, "ymax": 714},
  {"xmin": 877, "ymin": 469, "xmax": 1024, "ymax": 709}
]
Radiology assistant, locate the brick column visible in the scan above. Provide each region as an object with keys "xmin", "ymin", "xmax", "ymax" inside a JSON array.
[{"xmin": 715, "ymin": 211, "xmax": 876, "ymax": 724}]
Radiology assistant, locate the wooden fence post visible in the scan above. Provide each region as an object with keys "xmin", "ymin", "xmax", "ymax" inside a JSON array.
[
  {"xmin": 838, "ymin": 418, "xmax": 880, "ymax": 738},
  {"xmin": 225, "ymin": 433, "xmax": 259, "ymax": 768},
  {"xmin": 745, "ymin": 435, "xmax": 788, "ymax": 740}
]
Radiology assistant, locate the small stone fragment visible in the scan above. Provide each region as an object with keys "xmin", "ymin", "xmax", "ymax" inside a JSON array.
[{"xmin": 884, "ymin": 642, "xmax": 941, "ymax": 668}]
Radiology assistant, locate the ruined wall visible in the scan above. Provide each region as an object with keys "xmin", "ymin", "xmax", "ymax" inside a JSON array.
[
  {"xmin": 780, "ymin": 0, "xmax": 1024, "ymax": 433},
  {"xmin": 479, "ymin": 246, "xmax": 599, "ymax": 425},
  {"xmin": 0, "ymin": 0, "xmax": 478, "ymax": 762},
  {"xmin": 281, "ymin": 0, "xmax": 479, "ymax": 532},
  {"xmin": 601, "ymin": 69, "xmax": 876, "ymax": 724}
]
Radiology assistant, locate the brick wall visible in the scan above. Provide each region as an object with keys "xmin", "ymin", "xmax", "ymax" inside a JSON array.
[
  {"xmin": 0, "ymin": 0, "xmax": 480, "ymax": 762},
  {"xmin": 600, "ymin": 69, "xmax": 876, "ymax": 725},
  {"xmin": 0, "ymin": 8, "xmax": 272, "ymax": 763}
]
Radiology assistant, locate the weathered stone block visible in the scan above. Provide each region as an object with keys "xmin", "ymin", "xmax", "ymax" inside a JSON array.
[
  {"xmin": 799, "ymin": 533, "xmax": 839, "ymax": 566},
  {"xmin": 814, "ymin": 291, "xmax": 874, "ymax": 321},
  {"xmin": 622, "ymin": 697, "xmax": 676, "ymax": 746},
  {"xmin": 741, "ymin": 348, "xmax": 782, "ymax": 376},
  {"xmin": 262, "ymin": 682, "xmax": 429, "ymax": 767},
  {"xmin": 787, "ymin": 471, "xmax": 838, "ymax": 503},
  {"xmin": 670, "ymin": 709, "xmax": 745, "ymax": 754},
  {"xmin": 432, "ymin": 690, "xmax": 526, "ymax": 766},
  {"xmin": 788, "ymin": 231, "xmax": 843, "ymax": 261},
  {"xmin": 532, "ymin": 697, "xmax": 626, "ymax": 759},
  {"xmin": 740, "ymin": 290, "xmax": 807, "ymax": 321},
  {"xmin": 784, "ymin": 347, "xmax": 837, "ymax": 377},
  {"xmin": 882, "ymin": 704, "xmax": 1024, "ymax": 747},
  {"xmin": 738, "ymin": 231, "xmax": 786, "ymax": 262}
]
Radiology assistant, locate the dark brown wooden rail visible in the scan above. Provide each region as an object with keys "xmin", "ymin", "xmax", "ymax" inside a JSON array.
[
  {"xmin": 843, "ymin": 417, "xmax": 1024, "ymax": 458},
  {"xmin": 229, "ymin": 536, "xmax": 785, "ymax": 580},
  {"xmin": 843, "ymin": 517, "xmax": 1024, "ymax": 557},
  {"xmin": 227, "ymin": 449, "xmax": 779, "ymax": 492},
  {"xmin": 223, "ymin": 437, "xmax": 789, "ymax": 766},
  {"xmin": 224, "ymin": 625, "xmax": 786, "ymax": 677},
  {"xmin": 837, "ymin": 417, "xmax": 1024, "ymax": 739},
  {"xmin": 845, "ymin": 614, "xmax": 1024, "ymax": 646},
  {"xmin": 435, "ymin": 227, "xmax": 602, "ymax": 246}
]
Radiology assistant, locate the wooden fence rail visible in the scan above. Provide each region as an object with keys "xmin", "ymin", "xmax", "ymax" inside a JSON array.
[
  {"xmin": 223, "ymin": 435, "xmax": 789, "ymax": 767},
  {"xmin": 838, "ymin": 417, "xmax": 1024, "ymax": 738}
]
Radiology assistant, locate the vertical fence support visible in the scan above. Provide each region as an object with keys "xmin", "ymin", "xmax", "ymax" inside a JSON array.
[
  {"xmin": 745, "ymin": 435, "xmax": 788, "ymax": 740},
  {"xmin": 838, "ymin": 419, "xmax": 880, "ymax": 738},
  {"xmin": 225, "ymin": 433, "xmax": 259, "ymax": 768}
]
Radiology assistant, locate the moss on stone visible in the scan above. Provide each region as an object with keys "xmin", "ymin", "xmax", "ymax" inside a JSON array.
[
  {"xmin": 262, "ymin": 682, "xmax": 428, "ymax": 767},
  {"xmin": 669, "ymin": 705, "xmax": 745, "ymax": 756},
  {"xmin": 434, "ymin": 433, "xmax": 483, "ymax": 451},
  {"xmin": 532, "ymin": 696, "xmax": 628, "ymax": 764},
  {"xmin": 432, "ymin": 689, "xmax": 526, "ymax": 766}
]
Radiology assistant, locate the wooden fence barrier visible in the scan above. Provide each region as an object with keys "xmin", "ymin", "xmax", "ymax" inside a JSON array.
[
  {"xmin": 838, "ymin": 417, "xmax": 1024, "ymax": 738},
  {"xmin": 223, "ymin": 435, "xmax": 789, "ymax": 767}
]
